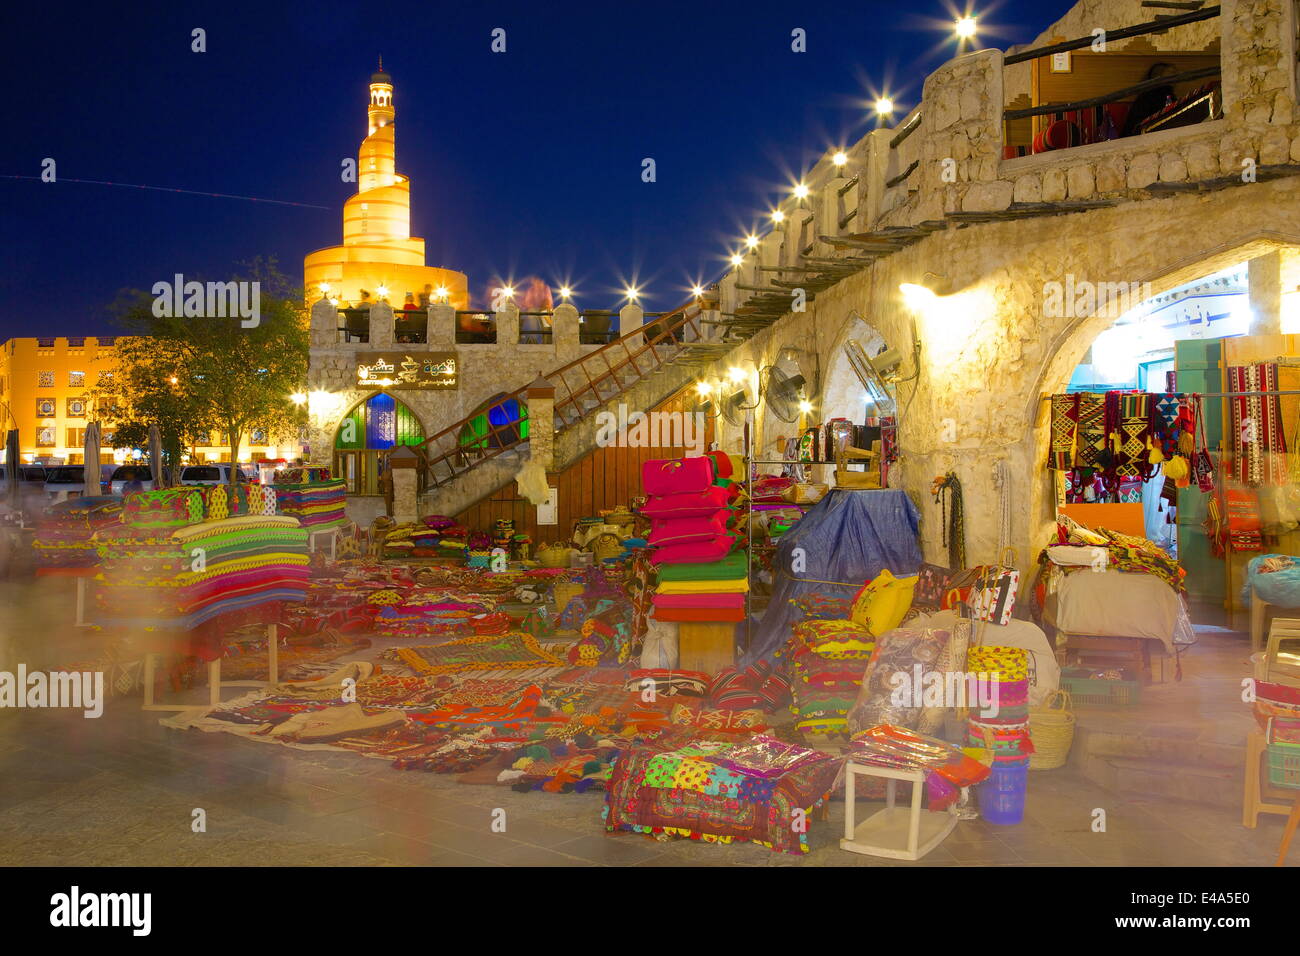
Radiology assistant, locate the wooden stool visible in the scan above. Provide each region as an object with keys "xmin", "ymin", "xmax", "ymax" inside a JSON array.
[
  {"xmin": 1250, "ymin": 589, "xmax": 1300, "ymax": 654},
  {"xmin": 1276, "ymin": 793, "xmax": 1300, "ymax": 866},
  {"xmin": 1243, "ymin": 730, "xmax": 1297, "ymax": 828},
  {"xmin": 1061, "ymin": 634, "xmax": 1153, "ymax": 683}
]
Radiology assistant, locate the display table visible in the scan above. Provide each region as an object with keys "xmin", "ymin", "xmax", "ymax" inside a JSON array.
[
  {"xmin": 840, "ymin": 760, "xmax": 957, "ymax": 861},
  {"xmin": 141, "ymin": 622, "xmax": 280, "ymax": 713},
  {"xmin": 35, "ymin": 566, "xmax": 96, "ymax": 628}
]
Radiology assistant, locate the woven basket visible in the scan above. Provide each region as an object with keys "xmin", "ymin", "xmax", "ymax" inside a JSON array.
[
  {"xmin": 553, "ymin": 580, "xmax": 584, "ymax": 613},
  {"xmin": 1028, "ymin": 689, "xmax": 1075, "ymax": 771},
  {"xmin": 537, "ymin": 544, "xmax": 573, "ymax": 568},
  {"xmin": 591, "ymin": 532, "xmax": 624, "ymax": 562}
]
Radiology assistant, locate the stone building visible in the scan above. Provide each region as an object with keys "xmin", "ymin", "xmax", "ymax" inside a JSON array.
[{"xmin": 304, "ymin": 0, "xmax": 1300, "ymax": 578}]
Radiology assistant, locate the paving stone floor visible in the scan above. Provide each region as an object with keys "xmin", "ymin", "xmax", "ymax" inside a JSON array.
[{"xmin": 0, "ymin": 578, "xmax": 1295, "ymax": 867}]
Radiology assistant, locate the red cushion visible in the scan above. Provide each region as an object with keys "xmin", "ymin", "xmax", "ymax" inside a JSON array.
[
  {"xmin": 642, "ymin": 457, "xmax": 715, "ymax": 496},
  {"xmin": 640, "ymin": 487, "xmax": 732, "ymax": 519},
  {"xmin": 649, "ymin": 534, "xmax": 736, "ymax": 566},
  {"xmin": 648, "ymin": 513, "xmax": 729, "ymax": 547}
]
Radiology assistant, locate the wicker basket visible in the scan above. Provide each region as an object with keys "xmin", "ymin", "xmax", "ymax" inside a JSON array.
[
  {"xmin": 537, "ymin": 544, "xmax": 574, "ymax": 568},
  {"xmin": 1028, "ymin": 689, "xmax": 1076, "ymax": 771},
  {"xmin": 835, "ymin": 443, "xmax": 880, "ymax": 489},
  {"xmin": 553, "ymin": 580, "xmax": 584, "ymax": 613},
  {"xmin": 590, "ymin": 532, "xmax": 624, "ymax": 563}
]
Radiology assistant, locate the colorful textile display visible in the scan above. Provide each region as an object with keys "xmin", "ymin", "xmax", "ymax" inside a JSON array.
[
  {"xmin": 387, "ymin": 632, "xmax": 566, "ymax": 676},
  {"xmin": 272, "ymin": 478, "xmax": 348, "ymax": 529},
  {"xmin": 642, "ymin": 455, "xmax": 747, "ymax": 627},
  {"xmin": 33, "ymin": 496, "xmax": 123, "ymax": 569},
  {"xmin": 1229, "ymin": 363, "xmax": 1287, "ymax": 486},
  {"xmin": 846, "ymin": 625, "xmax": 966, "ymax": 736},
  {"xmin": 122, "ymin": 488, "xmax": 205, "ymax": 528},
  {"xmin": 94, "ymin": 515, "xmax": 310, "ymax": 630},
  {"xmin": 603, "ymin": 733, "xmax": 842, "ymax": 854}
]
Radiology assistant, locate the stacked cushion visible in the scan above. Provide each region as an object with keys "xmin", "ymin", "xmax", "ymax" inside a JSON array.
[
  {"xmin": 782, "ymin": 619, "xmax": 874, "ymax": 735},
  {"xmin": 33, "ymin": 497, "xmax": 124, "ymax": 569},
  {"xmin": 271, "ymin": 478, "xmax": 347, "ymax": 529}
]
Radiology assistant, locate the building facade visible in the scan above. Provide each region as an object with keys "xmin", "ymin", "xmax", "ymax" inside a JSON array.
[{"xmin": 0, "ymin": 335, "xmax": 282, "ymax": 465}]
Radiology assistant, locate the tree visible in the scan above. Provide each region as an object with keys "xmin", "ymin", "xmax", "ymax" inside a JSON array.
[{"xmin": 97, "ymin": 259, "xmax": 308, "ymax": 483}]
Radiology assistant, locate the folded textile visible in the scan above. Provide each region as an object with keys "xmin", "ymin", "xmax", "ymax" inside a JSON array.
[
  {"xmin": 651, "ymin": 607, "xmax": 746, "ymax": 622},
  {"xmin": 652, "ymin": 593, "xmax": 746, "ymax": 608},
  {"xmin": 655, "ymin": 552, "xmax": 749, "ymax": 581},
  {"xmin": 656, "ymin": 578, "xmax": 749, "ymax": 595}
]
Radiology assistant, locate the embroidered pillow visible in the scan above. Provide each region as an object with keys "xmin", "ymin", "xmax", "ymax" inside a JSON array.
[
  {"xmin": 122, "ymin": 488, "xmax": 204, "ymax": 529},
  {"xmin": 641, "ymin": 457, "xmax": 715, "ymax": 496},
  {"xmin": 849, "ymin": 569, "xmax": 917, "ymax": 636}
]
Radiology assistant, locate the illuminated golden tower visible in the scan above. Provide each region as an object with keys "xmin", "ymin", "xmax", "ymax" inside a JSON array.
[{"xmin": 304, "ymin": 61, "xmax": 469, "ymax": 308}]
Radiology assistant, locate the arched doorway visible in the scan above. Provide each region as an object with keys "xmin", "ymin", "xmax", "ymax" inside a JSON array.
[
  {"xmin": 333, "ymin": 392, "xmax": 425, "ymax": 495},
  {"xmin": 816, "ymin": 312, "xmax": 901, "ymax": 477}
]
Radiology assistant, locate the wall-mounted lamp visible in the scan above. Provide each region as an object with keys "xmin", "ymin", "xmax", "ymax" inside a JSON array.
[{"xmin": 899, "ymin": 272, "xmax": 951, "ymax": 312}]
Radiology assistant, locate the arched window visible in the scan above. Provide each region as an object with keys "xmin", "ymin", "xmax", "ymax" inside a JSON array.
[{"xmin": 333, "ymin": 392, "xmax": 424, "ymax": 494}]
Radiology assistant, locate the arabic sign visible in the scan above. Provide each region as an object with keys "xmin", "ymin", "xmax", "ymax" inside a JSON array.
[{"xmin": 356, "ymin": 352, "xmax": 458, "ymax": 390}]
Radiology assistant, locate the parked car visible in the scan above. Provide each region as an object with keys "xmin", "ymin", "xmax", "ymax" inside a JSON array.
[
  {"xmin": 109, "ymin": 464, "xmax": 155, "ymax": 495},
  {"xmin": 179, "ymin": 464, "xmax": 249, "ymax": 486},
  {"xmin": 0, "ymin": 465, "xmax": 50, "ymax": 519},
  {"xmin": 44, "ymin": 465, "xmax": 90, "ymax": 502}
]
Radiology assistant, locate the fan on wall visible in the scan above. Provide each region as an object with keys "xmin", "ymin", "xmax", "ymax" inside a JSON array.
[
  {"xmin": 846, "ymin": 339, "xmax": 901, "ymax": 415},
  {"xmin": 760, "ymin": 347, "xmax": 819, "ymax": 423},
  {"xmin": 721, "ymin": 380, "xmax": 758, "ymax": 429}
]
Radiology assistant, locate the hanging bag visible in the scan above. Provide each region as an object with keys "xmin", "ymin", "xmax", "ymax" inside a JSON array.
[{"xmin": 1193, "ymin": 396, "xmax": 1216, "ymax": 494}]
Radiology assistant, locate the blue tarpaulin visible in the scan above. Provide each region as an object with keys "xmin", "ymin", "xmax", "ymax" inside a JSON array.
[{"xmin": 744, "ymin": 488, "xmax": 922, "ymax": 663}]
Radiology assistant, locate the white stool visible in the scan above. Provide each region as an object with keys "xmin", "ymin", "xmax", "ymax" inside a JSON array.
[{"xmin": 840, "ymin": 760, "xmax": 958, "ymax": 861}]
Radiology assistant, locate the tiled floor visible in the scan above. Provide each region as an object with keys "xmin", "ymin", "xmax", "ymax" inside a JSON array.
[{"xmin": 1, "ymin": 577, "xmax": 1295, "ymax": 867}]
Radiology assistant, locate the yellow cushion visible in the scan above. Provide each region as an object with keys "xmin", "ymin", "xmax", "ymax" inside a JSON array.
[{"xmin": 849, "ymin": 569, "xmax": 918, "ymax": 636}]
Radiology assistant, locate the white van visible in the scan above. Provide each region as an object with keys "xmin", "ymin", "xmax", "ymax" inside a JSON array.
[{"xmin": 44, "ymin": 465, "xmax": 90, "ymax": 502}]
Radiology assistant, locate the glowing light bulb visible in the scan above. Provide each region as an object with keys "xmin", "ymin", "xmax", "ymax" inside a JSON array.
[
  {"xmin": 290, "ymin": 392, "xmax": 307, "ymax": 405},
  {"xmin": 318, "ymin": 282, "xmax": 332, "ymax": 295},
  {"xmin": 695, "ymin": 381, "xmax": 713, "ymax": 397},
  {"xmin": 625, "ymin": 286, "xmax": 639, "ymax": 301},
  {"xmin": 376, "ymin": 284, "xmax": 389, "ymax": 299},
  {"xmin": 794, "ymin": 183, "xmax": 810, "ymax": 200},
  {"xmin": 900, "ymin": 282, "xmax": 938, "ymax": 312},
  {"xmin": 745, "ymin": 234, "xmax": 760, "ymax": 249},
  {"xmin": 435, "ymin": 286, "xmax": 449, "ymax": 301},
  {"xmin": 955, "ymin": 16, "xmax": 977, "ymax": 39},
  {"xmin": 771, "ymin": 209, "xmax": 785, "ymax": 223},
  {"xmin": 832, "ymin": 151, "xmax": 848, "ymax": 168},
  {"xmin": 692, "ymin": 285, "xmax": 706, "ymax": 297},
  {"xmin": 730, "ymin": 253, "xmax": 744, "ymax": 267},
  {"xmin": 874, "ymin": 97, "xmax": 894, "ymax": 116},
  {"xmin": 500, "ymin": 285, "xmax": 515, "ymax": 299},
  {"xmin": 727, "ymin": 366, "xmax": 747, "ymax": 384},
  {"xmin": 798, "ymin": 399, "xmax": 813, "ymax": 414},
  {"xmin": 559, "ymin": 286, "xmax": 572, "ymax": 299}
]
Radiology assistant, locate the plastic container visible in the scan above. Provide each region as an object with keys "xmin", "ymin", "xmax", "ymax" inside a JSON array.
[
  {"xmin": 1266, "ymin": 743, "xmax": 1300, "ymax": 788},
  {"xmin": 980, "ymin": 757, "xmax": 1029, "ymax": 824},
  {"xmin": 1059, "ymin": 666, "xmax": 1141, "ymax": 707}
]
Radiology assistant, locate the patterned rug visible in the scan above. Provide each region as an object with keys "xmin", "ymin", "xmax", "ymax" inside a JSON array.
[
  {"xmin": 1048, "ymin": 393, "xmax": 1079, "ymax": 470},
  {"xmin": 1229, "ymin": 363, "xmax": 1287, "ymax": 486},
  {"xmin": 220, "ymin": 631, "xmax": 372, "ymax": 681},
  {"xmin": 387, "ymin": 632, "xmax": 567, "ymax": 676}
]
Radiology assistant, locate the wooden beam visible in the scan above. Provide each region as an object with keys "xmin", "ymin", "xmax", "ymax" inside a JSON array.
[
  {"xmin": 889, "ymin": 112, "xmax": 923, "ymax": 149},
  {"xmin": 1004, "ymin": 6, "xmax": 1220, "ymax": 65},
  {"xmin": 885, "ymin": 160, "xmax": 920, "ymax": 189},
  {"xmin": 817, "ymin": 236, "xmax": 904, "ymax": 250}
]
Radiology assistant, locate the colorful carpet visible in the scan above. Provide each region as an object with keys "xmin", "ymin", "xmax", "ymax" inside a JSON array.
[{"xmin": 386, "ymin": 632, "xmax": 567, "ymax": 676}]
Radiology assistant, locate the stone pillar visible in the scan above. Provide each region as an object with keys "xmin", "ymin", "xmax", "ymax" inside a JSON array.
[
  {"xmin": 1220, "ymin": 0, "xmax": 1296, "ymax": 126},
  {"xmin": 369, "ymin": 302, "xmax": 395, "ymax": 348},
  {"xmin": 495, "ymin": 303, "xmax": 519, "ymax": 346},
  {"xmin": 390, "ymin": 467, "xmax": 418, "ymax": 524},
  {"xmin": 309, "ymin": 298, "xmax": 339, "ymax": 349},
  {"xmin": 1248, "ymin": 251, "xmax": 1284, "ymax": 336},
  {"xmin": 922, "ymin": 50, "xmax": 1008, "ymax": 215},
  {"xmin": 551, "ymin": 303, "xmax": 580, "ymax": 360},
  {"xmin": 620, "ymin": 302, "xmax": 645, "ymax": 344},
  {"xmin": 427, "ymin": 302, "xmax": 455, "ymax": 347},
  {"xmin": 525, "ymin": 376, "xmax": 556, "ymax": 469},
  {"xmin": 820, "ymin": 177, "xmax": 850, "ymax": 240}
]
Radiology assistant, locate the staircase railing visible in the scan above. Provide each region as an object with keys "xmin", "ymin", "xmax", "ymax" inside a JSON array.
[{"xmin": 418, "ymin": 301, "xmax": 705, "ymax": 489}]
